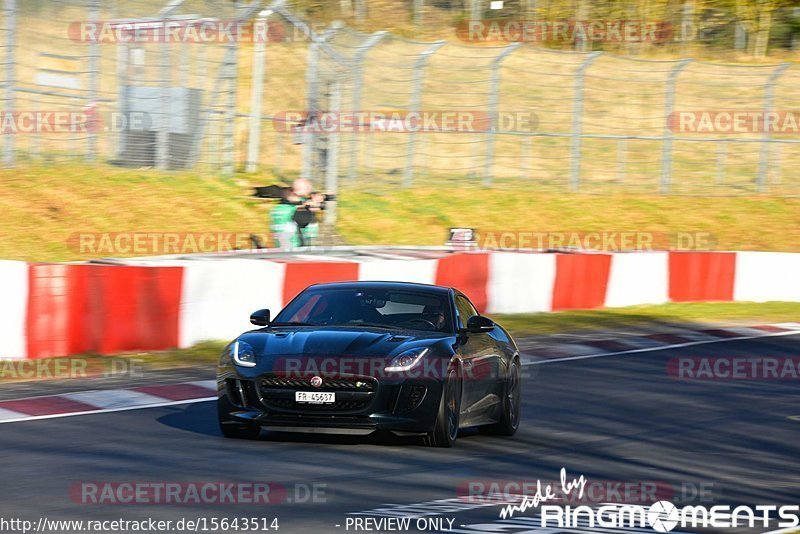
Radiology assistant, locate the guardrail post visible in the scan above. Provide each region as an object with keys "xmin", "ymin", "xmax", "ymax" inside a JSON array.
[
  {"xmin": 757, "ymin": 63, "xmax": 790, "ymax": 193},
  {"xmin": 3, "ymin": 0, "xmax": 15, "ymax": 167},
  {"xmin": 659, "ymin": 59, "xmax": 691, "ymax": 193},
  {"xmin": 245, "ymin": 9, "xmax": 274, "ymax": 173},
  {"xmin": 569, "ymin": 52, "xmax": 601, "ymax": 192},
  {"xmin": 87, "ymin": 0, "xmax": 99, "ymax": 160},
  {"xmin": 404, "ymin": 41, "xmax": 445, "ymax": 188},
  {"xmin": 483, "ymin": 42, "xmax": 521, "ymax": 186},
  {"xmin": 347, "ymin": 31, "xmax": 387, "ymax": 183}
]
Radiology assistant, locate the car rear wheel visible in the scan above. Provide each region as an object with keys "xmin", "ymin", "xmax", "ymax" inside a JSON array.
[
  {"xmin": 218, "ymin": 399, "xmax": 261, "ymax": 440},
  {"xmin": 482, "ymin": 359, "xmax": 521, "ymax": 436},
  {"xmin": 424, "ymin": 367, "xmax": 461, "ymax": 447}
]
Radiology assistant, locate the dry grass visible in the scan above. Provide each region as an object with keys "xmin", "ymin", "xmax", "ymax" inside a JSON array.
[
  {"xmin": 337, "ymin": 185, "xmax": 800, "ymax": 252},
  {"xmin": 0, "ymin": 163, "xmax": 798, "ymax": 262}
]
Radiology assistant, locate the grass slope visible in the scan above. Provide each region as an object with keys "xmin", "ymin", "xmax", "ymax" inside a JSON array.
[{"xmin": 1, "ymin": 164, "xmax": 799, "ymax": 262}]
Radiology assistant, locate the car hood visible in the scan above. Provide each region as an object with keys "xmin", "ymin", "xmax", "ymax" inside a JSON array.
[{"xmin": 237, "ymin": 326, "xmax": 449, "ymax": 360}]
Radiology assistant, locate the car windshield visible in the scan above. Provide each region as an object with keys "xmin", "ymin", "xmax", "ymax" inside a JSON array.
[{"xmin": 273, "ymin": 287, "xmax": 452, "ymax": 333}]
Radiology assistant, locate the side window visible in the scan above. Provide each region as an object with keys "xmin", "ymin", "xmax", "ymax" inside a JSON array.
[{"xmin": 455, "ymin": 295, "xmax": 478, "ymax": 329}]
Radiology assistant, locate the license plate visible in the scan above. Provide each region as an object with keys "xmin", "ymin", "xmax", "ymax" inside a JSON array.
[{"xmin": 295, "ymin": 391, "xmax": 335, "ymax": 404}]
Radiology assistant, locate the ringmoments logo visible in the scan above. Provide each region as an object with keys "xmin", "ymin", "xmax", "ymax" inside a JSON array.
[{"xmin": 496, "ymin": 468, "xmax": 800, "ymax": 531}]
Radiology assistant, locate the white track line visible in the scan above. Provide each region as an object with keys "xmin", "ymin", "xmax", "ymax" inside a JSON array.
[
  {"xmin": 522, "ymin": 329, "xmax": 800, "ymax": 366},
  {"xmin": 0, "ymin": 396, "xmax": 216, "ymax": 424}
]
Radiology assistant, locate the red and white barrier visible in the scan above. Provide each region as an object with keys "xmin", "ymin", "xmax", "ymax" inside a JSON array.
[
  {"xmin": 486, "ymin": 252, "xmax": 556, "ymax": 314},
  {"xmin": 2, "ymin": 250, "xmax": 799, "ymax": 359},
  {"xmin": 605, "ymin": 252, "xmax": 669, "ymax": 308},
  {"xmin": 0, "ymin": 261, "xmax": 29, "ymax": 360}
]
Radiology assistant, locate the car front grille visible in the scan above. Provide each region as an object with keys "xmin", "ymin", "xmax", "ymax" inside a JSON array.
[
  {"xmin": 260, "ymin": 375, "xmax": 376, "ymax": 392},
  {"xmin": 265, "ymin": 398, "xmax": 370, "ymax": 412},
  {"xmin": 257, "ymin": 374, "xmax": 378, "ymax": 415}
]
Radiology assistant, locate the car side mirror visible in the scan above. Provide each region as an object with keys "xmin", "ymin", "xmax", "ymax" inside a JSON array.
[
  {"xmin": 250, "ymin": 309, "xmax": 271, "ymax": 326},
  {"xmin": 463, "ymin": 315, "xmax": 494, "ymax": 334}
]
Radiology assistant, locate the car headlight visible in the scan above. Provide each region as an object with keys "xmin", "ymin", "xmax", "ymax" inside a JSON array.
[
  {"xmin": 385, "ymin": 347, "xmax": 429, "ymax": 372},
  {"xmin": 231, "ymin": 340, "xmax": 257, "ymax": 368}
]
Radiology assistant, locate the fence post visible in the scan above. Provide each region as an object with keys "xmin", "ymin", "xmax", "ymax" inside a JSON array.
[
  {"xmin": 325, "ymin": 76, "xmax": 342, "ymax": 226},
  {"xmin": 246, "ymin": 9, "xmax": 274, "ymax": 173},
  {"xmin": 569, "ymin": 52, "xmax": 601, "ymax": 192},
  {"xmin": 347, "ymin": 31, "xmax": 387, "ymax": 183},
  {"xmin": 413, "ymin": 0, "xmax": 424, "ymax": 27},
  {"xmin": 469, "ymin": 0, "xmax": 481, "ymax": 22},
  {"xmin": 521, "ymin": 135, "xmax": 532, "ymax": 177},
  {"xmin": 87, "ymin": 0, "xmax": 100, "ymax": 160},
  {"xmin": 757, "ymin": 63, "xmax": 790, "ymax": 192},
  {"xmin": 659, "ymin": 59, "xmax": 691, "ymax": 194},
  {"xmin": 715, "ymin": 140, "xmax": 727, "ymax": 185},
  {"xmin": 221, "ymin": 40, "xmax": 239, "ymax": 176},
  {"xmin": 617, "ymin": 138, "xmax": 627, "ymax": 183},
  {"xmin": 483, "ymin": 42, "xmax": 520, "ymax": 186},
  {"xmin": 3, "ymin": 0, "xmax": 15, "ymax": 167},
  {"xmin": 403, "ymin": 41, "xmax": 445, "ymax": 188},
  {"xmin": 156, "ymin": 18, "xmax": 171, "ymax": 171},
  {"xmin": 301, "ymin": 39, "xmax": 320, "ymax": 181}
]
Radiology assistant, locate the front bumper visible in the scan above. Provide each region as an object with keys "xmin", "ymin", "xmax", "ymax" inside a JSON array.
[{"xmin": 218, "ymin": 371, "xmax": 444, "ymax": 434}]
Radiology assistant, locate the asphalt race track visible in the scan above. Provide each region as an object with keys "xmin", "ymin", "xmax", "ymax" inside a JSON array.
[{"xmin": 1, "ymin": 335, "xmax": 798, "ymax": 534}]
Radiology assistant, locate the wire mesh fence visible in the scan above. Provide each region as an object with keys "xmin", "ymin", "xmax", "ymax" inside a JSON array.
[{"xmin": 1, "ymin": 0, "xmax": 800, "ymax": 196}]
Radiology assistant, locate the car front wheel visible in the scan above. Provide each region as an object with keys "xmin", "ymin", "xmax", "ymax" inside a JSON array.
[
  {"xmin": 424, "ymin": 367, "xmax": 461, "ymax": 447},
  {"xmin": 483, "ymin": 359, "xmax": 521, "ymax": 436}
]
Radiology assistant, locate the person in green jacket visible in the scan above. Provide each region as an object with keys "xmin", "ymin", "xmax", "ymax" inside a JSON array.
[{"xmin": 270, "ymin": 178, "xmax": 324, "ymax": 249}]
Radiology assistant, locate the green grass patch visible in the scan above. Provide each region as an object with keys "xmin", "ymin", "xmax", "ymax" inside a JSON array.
[
  {"xmin": 1, "ymin": 164, "xmax": 799, "ymax": 262},
  {"xmin": 492, "ymin": 301, "xmax": 800, "ymax": 336}
]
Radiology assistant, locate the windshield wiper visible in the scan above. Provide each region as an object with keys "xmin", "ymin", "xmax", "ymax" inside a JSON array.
[{"xmin": 270, "ymin": 321, "xmax": 314, "ymax": 326}]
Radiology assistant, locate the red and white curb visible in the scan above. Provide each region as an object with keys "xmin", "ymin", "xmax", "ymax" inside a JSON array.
[
  {"xmin": 520, "ymin": 323, "xmax": 800, "ymax": 365},
  {"xmin": 0, "ymin": 380, "xmax": 216, "ymax": 424}
]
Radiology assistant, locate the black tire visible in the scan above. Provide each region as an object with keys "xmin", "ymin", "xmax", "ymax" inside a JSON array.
[
  {"xmin": 218, "ymin": 399, "xmax": 261, "ymax": 440},
  {"xmin": 483, "ymin": 359, "xmax": 521, "ymax": 436},
  {"xmin": 424, "ymin": 367, "xmax": 461, "ymax": 447}
]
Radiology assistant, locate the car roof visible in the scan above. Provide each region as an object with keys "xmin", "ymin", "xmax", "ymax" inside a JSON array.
[{"xmin": 305, "ymin": 280, "xmax": 452, "ymax": 295}]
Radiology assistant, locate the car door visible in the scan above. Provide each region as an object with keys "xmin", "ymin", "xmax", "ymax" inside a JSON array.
[{"xmin": 453, "ymin": 293, "xmax": 500, "ymax": 426}]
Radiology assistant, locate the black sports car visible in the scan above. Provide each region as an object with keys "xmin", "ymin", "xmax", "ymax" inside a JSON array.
[{"xmin": 216, "ymin": 281, "xmax": 521, "ymax": 447}]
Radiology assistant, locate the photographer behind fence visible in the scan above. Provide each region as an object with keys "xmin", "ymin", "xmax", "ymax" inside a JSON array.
[{"xmin": 254, "ymin": 178, "xmax": 334, "ymax": 250}]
